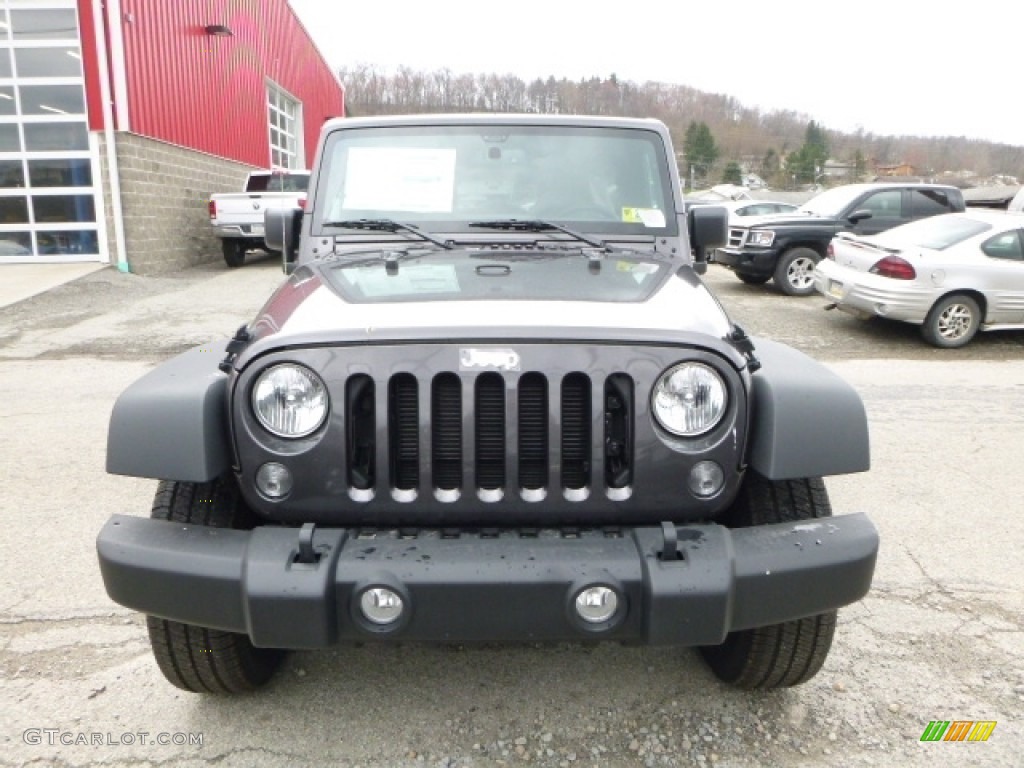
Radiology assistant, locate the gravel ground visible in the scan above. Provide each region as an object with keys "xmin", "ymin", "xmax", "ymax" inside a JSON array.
[{"xmin": 0, "ymin": 257, "xmax": 1021, "ymax": 767}]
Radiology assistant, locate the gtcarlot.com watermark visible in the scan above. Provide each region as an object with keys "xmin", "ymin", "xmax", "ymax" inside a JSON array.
[{"xmin": 23, "ymin": 728, "xmax": 203, "ymax": 747}]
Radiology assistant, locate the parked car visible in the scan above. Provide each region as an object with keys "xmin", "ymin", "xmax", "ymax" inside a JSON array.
[
  {"xmin": 1010, "ymin": 186, "xmax": 1024, "ymax": 212},
  {"xmin": 720, "ymin": 200, "xmax": 799, "ymax": 220},
  {"xmin": 98, "ymin": 114, "xmax": 877, "ymax": 695},
  {"xmin": 701, "ymin": 201, "xmax": 798, "ymax": 263},
  {"xmin": 814, "ymin": 210, "xmax": 1024, "ymax": 347},
  {"xmin": 209, "ymin": 170, "xmax": 310, "ymax": 268},
  {"xmin": 715, "ymin": 183, "xmax": 965, "ymax": 295}
]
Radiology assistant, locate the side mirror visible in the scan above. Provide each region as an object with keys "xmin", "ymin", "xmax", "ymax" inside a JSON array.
[
  {"xmin": 688, "ymin": 205, "xmax": 728, "ymax": 275},
  {"xmin": 265, "ymin": 207, "xmax": 302, "ymax": 274},
  {"xmin": 847, "ymin": 209, "xmax": 873, "ymax": 224}
]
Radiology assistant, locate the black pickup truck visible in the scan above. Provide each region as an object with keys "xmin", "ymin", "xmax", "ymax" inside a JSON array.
[{"xmin": 714, "ymin": 182, "xmax": 965, "ymax": 295}]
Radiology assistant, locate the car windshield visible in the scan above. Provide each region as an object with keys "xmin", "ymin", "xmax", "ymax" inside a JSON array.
[
  {"xmin": 878, "ymin": 215, "xmax": 992, "ymax": 250},
  {"xmin": 246, "ymin": 172, "xmax": 309, "ymax": 192},
  {"xmin": 312, "ymin": 123, "xmax": 676, "ymax": 235},
  {"xmin": 798, "ymin": 186, "xmax": 869, "ymax": 217}
]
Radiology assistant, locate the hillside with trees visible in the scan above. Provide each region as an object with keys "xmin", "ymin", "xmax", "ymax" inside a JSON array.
[{"xmin": 338, "ymin": 66, "xmax": 1024, "ymax": 187}]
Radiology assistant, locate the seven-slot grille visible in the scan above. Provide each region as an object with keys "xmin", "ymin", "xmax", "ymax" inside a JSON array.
[{"xmin": 342, "ymin": 371, "xmax": 634, "ymax": 502}]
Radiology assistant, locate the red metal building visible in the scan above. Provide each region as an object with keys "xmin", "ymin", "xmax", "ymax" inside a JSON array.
[{"xmin": 0, "ymin": 0, "xmax": 343, "ymax": 272}]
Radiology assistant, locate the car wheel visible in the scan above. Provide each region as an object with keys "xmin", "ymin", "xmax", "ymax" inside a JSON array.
[
  {"xmin": 700, "ymin": 471, "xmax": 837, "ymax": 689},
  {"xmin": 736, "ymin": 273, "xmax": 771, "ymax": 285},
  {"xmin": 921, "ymin": 293, "xmax": 981, "ymax": 348},
  {"xmin": 145, "ymin": 478, "xmax": 284, "ymax": 693},
  {"xmin": 221, "ymin": 238, "xmax": 246, "ymax": 268},
  {"xmin": 773, "ymin": 247, "xmax": 819, "ymax": 296}
]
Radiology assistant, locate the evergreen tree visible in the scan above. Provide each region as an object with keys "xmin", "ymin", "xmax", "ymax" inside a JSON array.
[
  {"xmin": 787, "ymin": 121, "xmax": 830, "ymax": 184},
  {"xmin": 683, "ymin": 121, "xmax": 719, "ymax": 182},
  {"xmin": 722, "ymin": 161, "xmax": 742, "ymax": 185}
]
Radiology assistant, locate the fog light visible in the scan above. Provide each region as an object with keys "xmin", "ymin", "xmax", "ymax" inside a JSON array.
[
  {"xmin": 256, "ymin": 462, "xmax": 293, "ymax": 499},
  {"xmin": 688, "ymin": 461, "xmax": 724, "ymax": 498},
  {"xmin": 359, "ymin": 587, "xmax": 404, "ymax": 625},
  {"xmin": 575, "ymin": 586, "xmax": 619, "ymax": 624}
]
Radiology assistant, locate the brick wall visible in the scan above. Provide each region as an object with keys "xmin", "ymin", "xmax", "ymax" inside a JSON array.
[{"xmin": 98, "ymin": 132, "xmax": 257, "ymax": 274}]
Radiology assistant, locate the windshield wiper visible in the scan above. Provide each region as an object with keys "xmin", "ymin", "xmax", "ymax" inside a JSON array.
[
  {"xmin": 322, "ymin": 218, "xmax": 454, "ymax": 250},
  {"xmin": 468, "ymin": 219, "xmax": 611, "ymax": 250}
]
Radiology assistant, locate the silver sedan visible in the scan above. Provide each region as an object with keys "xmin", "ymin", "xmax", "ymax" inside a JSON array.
[{"xmin": 814, "ymin": 210, "xmax": 1024, "ymax": 347}]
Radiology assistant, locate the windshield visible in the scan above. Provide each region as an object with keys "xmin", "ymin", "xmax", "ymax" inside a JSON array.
[
  {"xmin": 798, "ymin": 186, "xmax": 868, "ymax": 217},
  {"xmin": 247, "ymin": 173, "xmax": 309, "ymax": 193},
  {"xmin": 878, "ymin": 215, "xmax": 992, "ymax": 250},
  {"xmin": 313, "ymin": 124, "xmax": 676, "ymax": 235}
]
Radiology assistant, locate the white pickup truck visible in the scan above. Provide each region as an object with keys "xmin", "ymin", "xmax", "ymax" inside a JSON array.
[{"xmin": 208, "ymin": 170, "xmax": 309, "ymax": 267}]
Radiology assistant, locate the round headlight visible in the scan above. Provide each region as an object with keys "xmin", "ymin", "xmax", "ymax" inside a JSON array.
[
  {"xmin": 651, "ymin": 363, "xmax": 727, "ymax": 437},
  {"xmin": 252, "ymin": 364, "xmax": 328, "ymax": 438}
]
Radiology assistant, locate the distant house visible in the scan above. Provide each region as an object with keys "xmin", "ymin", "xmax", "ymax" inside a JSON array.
[
  {"xmin": 875, "ymin": 162, "xmax": 916, "ymax": 177},
  {"xmin": 823, "ymin": 159, "xmax": 856, "ymax": 181}
]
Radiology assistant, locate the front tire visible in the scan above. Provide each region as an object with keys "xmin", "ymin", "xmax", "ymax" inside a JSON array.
[
  {"xmin": 921, "ymin": 293, "xmax": 981, "ymax": 348},
  {"xmin": 700, "ymin": 472, "xmax": 837, "ymax": 689},
  {"xmin": 146, "ymin": 478, "xmax": 284, "ymax": 693},
  {"xmin": 221, "ymin": 238, "xmax": 246, "ymax": 268},
  {"xmin": 773, "ymin": 247, "xmax": 819, "ymax": 296}
]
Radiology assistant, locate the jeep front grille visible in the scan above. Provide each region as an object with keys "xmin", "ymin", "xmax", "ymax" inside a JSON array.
[{"xmin": 344, "ymin": 371, "xmax": 633, "ymax": 503}]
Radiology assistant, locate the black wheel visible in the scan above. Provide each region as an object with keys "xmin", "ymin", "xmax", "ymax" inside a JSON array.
[
  {"xmin": 773, "ymin": 247, "xmax": 819, "ymax": 296},
  {"xmin": 221, "ymin": 238, "xmax": 246, "ymax": 268},
  {"xmin": 921, "ymin": 293, "xmax": 981, "ymax": 348},
  {"xmin": 700, "ymin": 471, "xmax": 837, "ymax": 689},
  {"xmin": 146, "ymin": 477, "xmax": 284, "ymax": 693},
  {"xmin": 737, "ymin": 273, "xmax": 771, "ymax": 285}
]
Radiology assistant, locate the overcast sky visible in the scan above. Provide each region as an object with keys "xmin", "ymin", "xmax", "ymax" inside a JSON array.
[{"xmin": 288, "ymin": 0, "xmax": 1020, "ymax": 147}]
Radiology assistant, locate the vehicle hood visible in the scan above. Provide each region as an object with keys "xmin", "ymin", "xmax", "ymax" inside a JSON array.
[
  {"xmin": 241, "ymin": 250, "xmax": 734, "ymax": 356},
  {"xmin": 733, "ymin": 212, "xmax": 839, "ymax": 229}
]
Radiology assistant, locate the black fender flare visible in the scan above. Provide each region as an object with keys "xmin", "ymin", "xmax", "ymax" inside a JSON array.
[
  {"xmin": 747, "ymin": 337, "xmax": 870, "ymax": 479},
  {"xmin": 106, "ymin": 341, "xmax": 231, "ymax": 482}
]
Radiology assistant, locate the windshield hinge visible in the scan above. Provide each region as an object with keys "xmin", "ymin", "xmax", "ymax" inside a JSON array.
[
  {"xmin": 729, "ymin": 324, "xmax": 761, "ymax": 373},
  {"xmin": 219, "ymin": 324, "xmax": 251, "ymax": 373}
]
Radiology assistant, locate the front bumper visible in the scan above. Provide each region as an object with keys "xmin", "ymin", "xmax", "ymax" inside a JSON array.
[
  {"xmin": 97, "ymin": 514, "xmax": 878, "ymax": 649},
  {"xmin": 713, "ymin": 247, "xmax": 777, "ymax": 276}
]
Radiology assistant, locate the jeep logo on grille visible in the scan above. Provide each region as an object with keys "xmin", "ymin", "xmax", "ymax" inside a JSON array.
[{"xmin": 459, "ymin": 348, "xmax": 520, "ymax": 371}]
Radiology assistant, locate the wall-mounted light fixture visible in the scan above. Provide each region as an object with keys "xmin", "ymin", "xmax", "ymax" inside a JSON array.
[{"xmin": 204, "ymin": 24, "xmax": 233, "ymax": 37}]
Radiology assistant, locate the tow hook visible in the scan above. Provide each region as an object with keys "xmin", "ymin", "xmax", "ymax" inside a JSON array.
[
  {"xmin": 658, "ymin": 521, "xmax": 684, "ymax": 562},
  {"xmin": 295, "ymin": 522, "xmax": 319, "ymax": 565}
]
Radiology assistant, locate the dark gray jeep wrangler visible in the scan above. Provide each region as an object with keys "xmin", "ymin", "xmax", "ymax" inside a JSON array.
[{"xmin": 97, "ymin": 114, "xmax": 878, "ymax": 694}]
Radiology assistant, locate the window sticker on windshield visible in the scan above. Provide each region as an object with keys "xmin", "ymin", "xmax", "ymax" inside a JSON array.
[
  {"xmin": 621, "ymin": 207, "xmax": 666, "ymax": 227},
  {"xmin": 616, "ymin": 261, "xmax": 660, "ymax": 283},
  {"xmin": 343, "ymin": 148, "xmax": 456, "ymax": 212},
  {"xmin": 345, "ymin": 264, "xmax": 461, "ymax": 297},
  {"xmin": 615, "ymin": 261, "xmax": 659, "ymax": 274}
]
